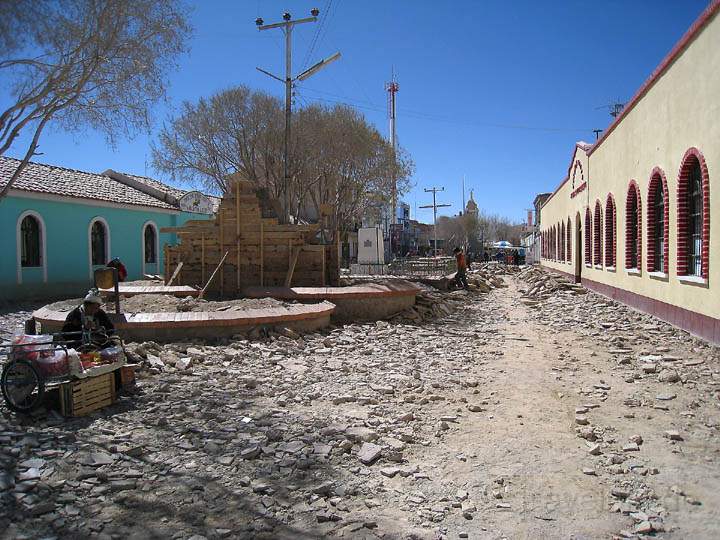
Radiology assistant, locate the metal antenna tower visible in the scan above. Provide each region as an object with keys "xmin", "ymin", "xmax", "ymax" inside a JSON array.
[
  {"xmin": 255, "ymin": 8, "xmax": 341, "ymax": 223},
  {"xmin": 420, "ymin": 187, "xmax": 451, "ymax": 256},
  {"xmin": 385, "ymin": 71, "xmax": 399, "ymax": 228}
]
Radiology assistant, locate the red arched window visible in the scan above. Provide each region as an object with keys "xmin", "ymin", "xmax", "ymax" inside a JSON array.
[
  {"xmin": 584, "ymin": 208, "xmax": 592, "ymax": 265},
  {"xmin": 677, "ymin": 148, "xmax": 710, "ymax": 278},
  {"xmin": 566, "ymin": 217, "xmax": 572, "ymax": 262},
  {"xmin": 605, "ymin": 194, "xmax": 616, "ymax": 268},
  {"xmin": 593, "ymin": 200, "xmax": 603, "ymax": 266},
  {"xmin": 625, "ymin": 181, "xmax": 642, "ymax": 270},
  {"xmin": 647, "ymin": 168, "xmax": 669, "ymax": 274}
]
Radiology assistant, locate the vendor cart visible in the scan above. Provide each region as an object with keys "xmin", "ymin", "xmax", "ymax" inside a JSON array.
[{"xmin": 0, "ymin": 329, "xmax": 126, "ymax": 414}]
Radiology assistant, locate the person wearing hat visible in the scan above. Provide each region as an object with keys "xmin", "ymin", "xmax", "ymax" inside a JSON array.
[{"xmin": 60, "ymin": 289, "xmax": 115, "ymax": 347}]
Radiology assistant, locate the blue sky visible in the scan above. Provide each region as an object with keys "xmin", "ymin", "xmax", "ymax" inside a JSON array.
[{"xmin": 2, "ymin": 0, "xmax": 710, "ymax": 224}]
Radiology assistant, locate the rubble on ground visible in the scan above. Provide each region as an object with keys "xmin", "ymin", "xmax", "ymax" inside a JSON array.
[
  {"xmin": 516, "ymin": 265, "xmax": 586, "ymax": 301},
  {"xmin": 1, "ymin": 266, "xmax": 718, "ymax": 539}
]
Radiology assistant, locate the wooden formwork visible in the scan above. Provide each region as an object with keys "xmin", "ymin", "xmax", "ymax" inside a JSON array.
[{"xmin": 162, "ymin": 179, "xmax": 339, "ymax": 295}]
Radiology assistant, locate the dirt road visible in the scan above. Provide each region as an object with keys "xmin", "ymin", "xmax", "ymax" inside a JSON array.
[{"xmin": 1, "ymin": 273, "xmax": 718, "ymax": 539}]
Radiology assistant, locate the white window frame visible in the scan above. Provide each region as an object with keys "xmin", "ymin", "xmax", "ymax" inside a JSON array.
[
  {"xmin": 142, "ymin": 220, "xmax": 159, "ymax": 276},
  {"xmin": 16, "ymin": 210, "xmax": 47, "ymax": 284},
  {"xmin": 88, "ymin": 217, "xmax": 111, "ymax": 279}
]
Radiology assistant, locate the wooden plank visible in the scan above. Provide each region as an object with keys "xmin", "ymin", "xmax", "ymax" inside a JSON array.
[
  {"xmin": 284, "ymin": 246, "xmax": 301, "ymax": 287},
  {"xmin": 200, "ymin": 250, "xmax": 229, "ymax": 299},
  {"xmin": 166, "ymin": 261, "xmax": 183, "ymax": 286},
  {"xmin": 236, "ymin": 180, "xmax": 241, "ymax": 290},
  {"xmin": 219, "ymin": 205, "xmax": 224, "ymax": 297},
  {"xmin": 201, "ymin": 233, "xmax": 206, "ymax": 285},
  {"xmin": 322, "ymin": 245, "xmax": 326, "ymax": 286}
]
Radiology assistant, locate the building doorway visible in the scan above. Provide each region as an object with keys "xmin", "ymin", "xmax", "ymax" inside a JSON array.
[{"xmin": 575, "ymin": 212, "xmax": 582, "ymax": 283}]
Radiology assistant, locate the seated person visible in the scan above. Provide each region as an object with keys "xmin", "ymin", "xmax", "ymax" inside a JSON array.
[{"xmin": 60, "ymin": 289, "xmax": 115, "ymax": 349}]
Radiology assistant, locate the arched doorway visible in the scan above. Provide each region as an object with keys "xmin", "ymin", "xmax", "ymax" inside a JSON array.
[{"xmin": 574, "ymin": 212, "xmax": 582, "ymax": 283}]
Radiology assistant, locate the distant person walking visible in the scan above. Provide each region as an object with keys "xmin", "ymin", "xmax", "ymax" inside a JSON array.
[{"xmin": 453, "ymin": 247, "xmax": 469, "ymax": 289}]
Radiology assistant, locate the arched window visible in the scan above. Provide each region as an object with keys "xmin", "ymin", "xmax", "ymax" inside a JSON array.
[
  {"xmin": 566, "ymin": 217, "xmax": 572, "ymax": 262},
  {"xmin": 20, "ymin": 215, "xmax": 41, "ymax": 267},
  {"xmin": 647, "ymin": 169, "xmax": 668, "ymax": 274},
  {"xmin": 594, "ymin": 200, "xmax": 603, "ymax": 266},
  {"xmin": 625, "ymin": 182, "xmax": 642, "ymax": 270},
  {"xmin": 677, "ymin": 149, "xmax": 709, "ymax": 278},
  {"xmin": 144, "ymin": 222, "xmax": 158, "ymax": 264},
  {"xmin": 584, "ymin": 209, "xmax": 592, "ymax": 265},
  {"xmin": 89, "ymin": 218, "xmax": 110, "ymax": 270},
  {"xmin": 605, "ymin": 195, "xmax": 616, "ymax": 268},
  {"xmin": 560, "ymin": 222, "xmax": 565, "ymax": 262}
]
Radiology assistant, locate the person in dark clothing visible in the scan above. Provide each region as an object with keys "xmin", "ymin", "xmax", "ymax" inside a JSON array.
[
  {"xmin": 106, "ymin": 257, "xmax": 128, "ymax": 282},
  {"xmin": 60, "ymin": 290, "xmax": 115, "ymax": 348},
  {"xmin": 512, "ymin": 250, "xmax": 520, "ymax": 265},
  {"xmin": 483, "ymin": 251, "xmax": 490, "ymax": 263},
  {"xmin": 453, "ymin": 247, "xmax": 469, "ymax": 289}
]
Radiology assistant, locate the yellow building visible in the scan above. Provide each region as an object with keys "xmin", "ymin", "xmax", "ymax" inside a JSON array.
[{"xmin": 538, "ymin": 1, "xmax": 719, "ymax": 344}]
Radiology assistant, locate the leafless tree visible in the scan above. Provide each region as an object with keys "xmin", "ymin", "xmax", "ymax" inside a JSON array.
[
  {"xmin": 0, "ymin": 0, "xmax": 191, "ymax": 200},
  {"xmin": 153, "ymin": 85, "xmax": 414, "ymax": 236}
]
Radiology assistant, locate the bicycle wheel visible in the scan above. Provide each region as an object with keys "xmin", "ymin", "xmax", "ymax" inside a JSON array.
[{"xmin": 1, "ymin": 359, "xmax": 45, "ymax": 413}]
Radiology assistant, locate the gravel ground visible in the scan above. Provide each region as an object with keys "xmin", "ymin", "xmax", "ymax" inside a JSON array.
[
  {"xmin": 45, "ymin": 295, "xmax": 291, "ymax": 314},
  {"xmin": 1, "ymin": 269, "xmax": 719, "ymax": 539}
]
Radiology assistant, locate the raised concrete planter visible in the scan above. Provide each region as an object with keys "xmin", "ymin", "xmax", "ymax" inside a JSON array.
[
  {"xmin": 243, "ymin": 280, "xmax": 419, "ymax": 323},
  {"xmin": 33, "ymin": 301, "xmax": 335, "ymax": 342},
  {"xmin": 99, "ymin": 285, "xmax": 200, "ymax": 297}
]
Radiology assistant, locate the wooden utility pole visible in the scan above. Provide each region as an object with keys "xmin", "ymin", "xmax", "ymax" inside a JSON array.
[{"xmin": 420, "ymin": 187, "xmax": 451, "ymax": 256}]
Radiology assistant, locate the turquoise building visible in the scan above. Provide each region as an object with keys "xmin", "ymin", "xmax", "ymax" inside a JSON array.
[{"xmin": 0, "ymin": 157, "xmax": 216, "ymax": 301}]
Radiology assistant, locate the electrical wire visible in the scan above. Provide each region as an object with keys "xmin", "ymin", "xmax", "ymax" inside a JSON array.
[
  {"xmin": 301, "ymin": 0, "xmax": 332, "ymax": 71},
  {"xmin": 297, "ymin": 88, "xmax": 594, "ymax": 134}
]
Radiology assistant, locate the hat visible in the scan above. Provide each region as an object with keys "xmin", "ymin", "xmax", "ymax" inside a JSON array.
[{"xmin": 83, "ymin": 289, "xmax": 102, "ymax": 304}]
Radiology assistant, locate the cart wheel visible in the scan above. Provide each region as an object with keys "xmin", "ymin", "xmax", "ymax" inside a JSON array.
[{"xmin": 1, "ymin": 359, "xmax": 45, "ymax": 413}]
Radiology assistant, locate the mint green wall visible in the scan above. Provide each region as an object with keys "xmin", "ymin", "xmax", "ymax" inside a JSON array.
[{"xmin": 0, "ymin": 195, "xmax": 208, "ymax": 301}]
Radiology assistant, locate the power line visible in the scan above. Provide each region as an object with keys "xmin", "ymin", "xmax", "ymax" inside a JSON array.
[
  {"xmin": 297, "ymin": 91, "xmax": 594, "ymax": 133},
  {"xmin": 301, "ymin": 0, "xmax": 332, "ymax": 71},
  {"xmin": 419, "ymin": 187, "xmax": 451, "ymax": 256}
]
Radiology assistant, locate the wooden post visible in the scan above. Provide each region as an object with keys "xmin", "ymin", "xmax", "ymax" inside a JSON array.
[
  {"xmin": 163, "ymin": 245, "xmax": 170, "ymax": 283},
  {"xmin": 260, "ymin": 220, "xmax": 264, "ymax": 286},
  {"xmin": 201, "ymin": 233, "xmax": 206, "ymax": 285},
  {"xmin": 219, "ymin": 206, "xmax": 224, "ymax": 298},
  {"xmin": 322, "ymin": 245, "xmax": 326, "ymax": 286},
  {"xmin": 236, "ymin": 180, "xmax": 241, "ymax": 294}
]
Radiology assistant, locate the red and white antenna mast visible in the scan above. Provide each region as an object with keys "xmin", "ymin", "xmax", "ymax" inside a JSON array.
[{"xmin": 385, "ymin": 70, "xmax": 399, "ymax": 226}]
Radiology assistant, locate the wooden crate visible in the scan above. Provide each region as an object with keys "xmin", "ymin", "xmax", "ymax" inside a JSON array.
[
  {"xmin": 60, "ymin": 372, "xmax": 117, "ymax": 417},
  {"xmin": 119, "ymin": 365, "xmax": 136, "ymax": 388}
]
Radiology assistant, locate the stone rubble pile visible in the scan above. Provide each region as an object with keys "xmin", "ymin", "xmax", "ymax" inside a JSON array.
[
  {"xmin": 1, "ymin": 293, "xmax": 513, "ymax": 539},
  {"xmin": 520, "ymin": 265, "xmax": 720, "ymax": 539},
  {"xmin": 516, "ymin": 265, "xmax": 586, "ymax": 301}
]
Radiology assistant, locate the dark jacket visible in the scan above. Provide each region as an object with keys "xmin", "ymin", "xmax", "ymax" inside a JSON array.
[{"xmin": 60, "ymin": 306, "xmax": 115, "ymax": 347}]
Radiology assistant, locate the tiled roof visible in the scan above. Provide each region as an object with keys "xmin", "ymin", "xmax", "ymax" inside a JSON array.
[{"xmin": 0, "ymin": 156, "xmax": 218, "ymax": 212}]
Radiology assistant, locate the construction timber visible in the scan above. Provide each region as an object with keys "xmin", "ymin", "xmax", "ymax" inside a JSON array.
[{"xmin": 161, "ymin": 178, "xmax": 339, "ymax": 296}]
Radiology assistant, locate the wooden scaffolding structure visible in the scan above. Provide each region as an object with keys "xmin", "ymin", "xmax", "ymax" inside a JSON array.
[{"xmin": 161, "ymin": 178, "xmax": 339, "ymax": 296}]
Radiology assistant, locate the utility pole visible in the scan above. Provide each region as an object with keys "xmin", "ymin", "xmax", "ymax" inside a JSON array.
[
  {"xmin": 255, "ymin": 9, "xmax": 340, "ymax": 223},
  {"xmin": 420, "ymin": 187, "xmax": 451, "ymax": 257},
  {"xmin": 386, "ymin": 73, "xmax": 399, "ymax": 226}
]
